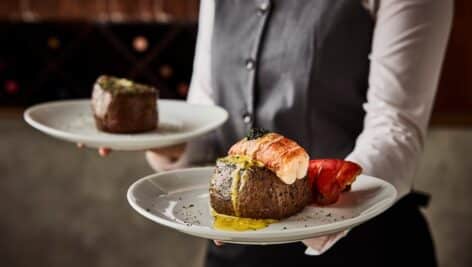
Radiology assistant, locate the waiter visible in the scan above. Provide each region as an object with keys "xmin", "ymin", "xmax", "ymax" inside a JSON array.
[{"xmin": 101, "ymin": 0, "xmax": 452, "ymax": 266}]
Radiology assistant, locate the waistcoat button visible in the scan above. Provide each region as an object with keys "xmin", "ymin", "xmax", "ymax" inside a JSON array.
[
  {"xmin": 258, "ymin": 1, "xmax": 270, "ymax": 15},
  {"xmin": 245, "ymin": 59, "xmax": 255, "ymax": 70},
  {"xmin": 242, "ymin": 112, "xmax": 252, "ymax": 124}
]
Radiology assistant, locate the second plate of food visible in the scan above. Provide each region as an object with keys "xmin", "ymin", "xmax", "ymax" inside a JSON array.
[
  {"xmin": 24, "ymin": 99, "xmax": 228, "ymax": 150},
  {"xmin": 127, "ymin": 167, "xmax": 397, "ymax": 245}
]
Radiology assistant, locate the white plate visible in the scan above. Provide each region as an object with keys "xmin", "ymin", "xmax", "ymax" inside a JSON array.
[
  {"xmin": 24, "ymin": 99, "xmax": 228, "ymax": 150},
  {"xmin": 127, "ymin": 167, "xmax": 397, "ymax": 245}
]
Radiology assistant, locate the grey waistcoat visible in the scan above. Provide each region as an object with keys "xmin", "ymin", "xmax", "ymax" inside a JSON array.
[{"xmin": 193, "ymin": 0, "xmax": 373, "ymax": 162}]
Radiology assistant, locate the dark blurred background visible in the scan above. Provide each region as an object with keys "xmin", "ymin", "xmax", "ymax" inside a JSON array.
[
  {"xmin": 0, "ymin": 0, "xmax": 199, "ymax": 106},
  {"xmin": 0, "ymin": 1, "xmax": 471, "ymax": 267}
]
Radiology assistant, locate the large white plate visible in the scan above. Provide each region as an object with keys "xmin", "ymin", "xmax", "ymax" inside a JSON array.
[
  {"xmin": 127, "ymin": 167, "xmax": 397, "ymax": 245},
  {"xmin": 24, "ymin": 99, "xmax": 228, "ymax": 150}
]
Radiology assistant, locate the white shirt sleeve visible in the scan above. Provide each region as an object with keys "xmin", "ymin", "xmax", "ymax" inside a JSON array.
[
  {"xmin": 186, "ymin": 0, "xmax": 215, "ymax": 106},
  {"xmin": 306, "ymin": 0, "xmax": 453, "ymax": 255},
  {"xmin": 346, "ymin": 0, "xmax": 453, "ymax": 199},
  {"xmin": 146, "ymin": 0, "xmax": 215, "ymax": 172}
]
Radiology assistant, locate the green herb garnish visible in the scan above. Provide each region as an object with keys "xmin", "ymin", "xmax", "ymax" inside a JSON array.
[
  {"xmin": 96, "ymin": 75, "xmax": 156, "ymax": 94},
  {"xmin": 246, "ymin": 128, "xmax": 269, "ymax": 140}
]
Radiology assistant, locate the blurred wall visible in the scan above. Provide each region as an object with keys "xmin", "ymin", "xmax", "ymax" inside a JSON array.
[
  {"xmin": 432, "ymin": 0, "xmax": 472, "ymax": 124},
  {"xmin": 0, "ymin": 0, "xmax": 199, "ymax": 22}
]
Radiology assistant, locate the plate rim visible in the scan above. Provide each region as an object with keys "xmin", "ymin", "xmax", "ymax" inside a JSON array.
[
  {"xmin": 23, "ymin": 99, "xmax": 228, "ymax": 146},
  {"xmin": 127, "ymin": 167, "xmax": 398, "ymax": 241}
]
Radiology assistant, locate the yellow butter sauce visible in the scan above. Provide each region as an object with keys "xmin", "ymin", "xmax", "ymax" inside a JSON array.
[
  {"xmin": 211, "ymin": 209, "xmax": 277, "ymax": 231},
  {"xmin": 230, "ymin": 166, "xmax": 242, "ymax": 216},
  {"xmin": 218, "ymin": 155, "xmax": 264, "ymax": 217},
  {"xmin": 212, "ymin": 155, "xmax": 276, "ymax": 231},
  {"xmin": 217, "ymin": 154, "xmax": 264, "ymax": 168}
]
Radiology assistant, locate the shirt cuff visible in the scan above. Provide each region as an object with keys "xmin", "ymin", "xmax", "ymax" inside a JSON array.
[{"xmin": 303, "ymin": 229, "xmax": 350, "ymax": 256}]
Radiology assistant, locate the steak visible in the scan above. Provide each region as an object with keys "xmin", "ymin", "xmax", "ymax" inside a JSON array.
[
  {"xmin": 91, "ymin": 75, "xmax": 158, "ymax": 133},
  {"xmin": 209, "ymin": 160, "xmax": 312, "ymax": 220}
]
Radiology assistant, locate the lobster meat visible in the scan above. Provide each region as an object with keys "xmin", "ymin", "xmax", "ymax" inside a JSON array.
[{"xmin": 308, "ymin": 159, "xmax": 362, "ymax": 205}]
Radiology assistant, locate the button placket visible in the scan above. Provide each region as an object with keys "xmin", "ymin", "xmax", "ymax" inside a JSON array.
[
  {"xmin": 243, "ymin": 0, "xmax": 271, "ymax": 129},
  {"xmin": 258, "ymin": 1, "xmax": 270, "ymax": 15}
]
